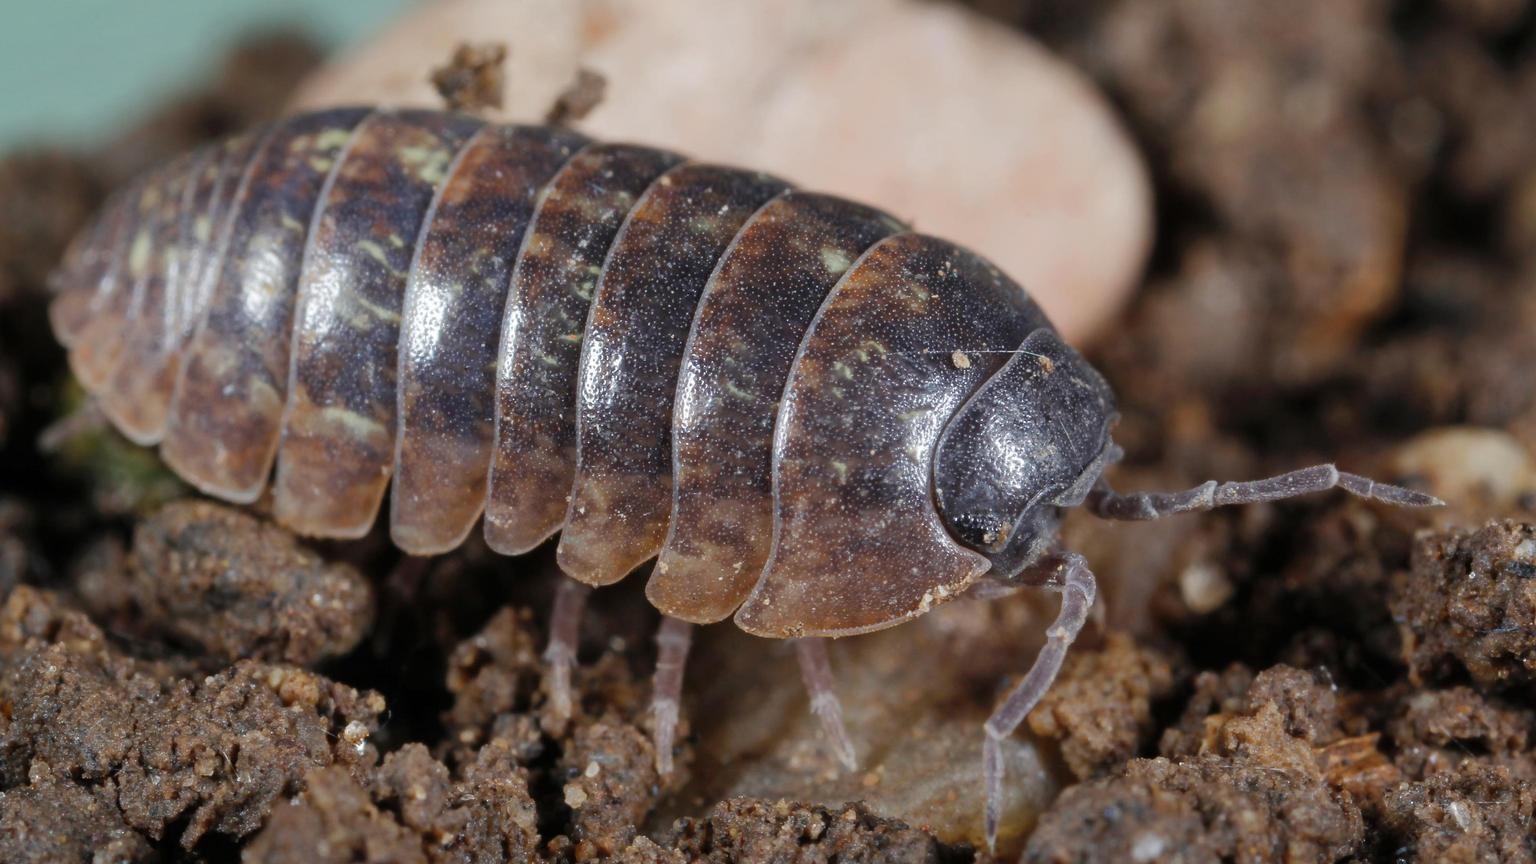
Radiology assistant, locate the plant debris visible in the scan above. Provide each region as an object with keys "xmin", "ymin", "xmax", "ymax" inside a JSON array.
[
  {"xmin": 544, "ymin": 68, "xmax": 607, "ymax": 127},
  {"xmin": 430, "ymin": 42, "xmax": 508, "ymax": 114}
]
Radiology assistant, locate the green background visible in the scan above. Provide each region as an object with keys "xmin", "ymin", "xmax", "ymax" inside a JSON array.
[{"xmin": 0, "ymin": 0, "xmax": 411, "ymax": 149}]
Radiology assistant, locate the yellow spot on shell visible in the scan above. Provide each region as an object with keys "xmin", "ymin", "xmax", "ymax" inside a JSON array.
[
  {"xmin": 358, "ymin": 240, "xmax": 394, "ymax": 269},
  {"xmin": 311, "ymin": 128, "xmax": 355, "ymax": 151},
  {"xmin": 128, "ymin": 231, "xmax": 153, "ymax": 276},
  {"xmin": 317, "ymin": 406, "xmax": 388, "ymax": 440},
  {"xmin": 820, "ymin": 247, "xmax": 852, "ymax": 275},
  {"xmin": 397, "ymin": 145, "xmax": 453, "ymax": 185},
  {"xmin": 354, "ymin": 293, "xmax": 401, "ymax": 325}
]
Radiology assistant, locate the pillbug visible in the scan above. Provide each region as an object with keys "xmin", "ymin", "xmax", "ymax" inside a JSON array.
[{"xmin": 49, "ymin": 107, "xmax": 1440, "ymax": 849}]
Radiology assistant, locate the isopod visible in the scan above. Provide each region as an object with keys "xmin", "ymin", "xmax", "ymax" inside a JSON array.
[{"xmin": 49, "ymin": 107, "xmax": 1440, "ymax": 849}]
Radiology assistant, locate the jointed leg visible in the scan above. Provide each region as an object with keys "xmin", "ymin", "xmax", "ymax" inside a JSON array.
[
  {"xmin": 543, "ymin": 577, "xmax": 592, "ymax": 723},
  {"xmin": 984, "ymin": 552, "xmax": 1096, "ymax": 852},
  {"xmin": 1086, "ymin": 463, "xmax": 1441, "ymax": 521},
  {"xmin": 651, "ymin": 616, "xmax": 694, "ymax": 776},
  {"xmin": 36, "ymin": 398, "xmax": 105, "ymax": 452},
  {"xmin": 795, "ymin": 638, "xmax": 858, "ymax": 771}
]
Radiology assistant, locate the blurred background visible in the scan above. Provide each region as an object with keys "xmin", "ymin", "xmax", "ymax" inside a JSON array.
[{"xmin": 0, "ymin": 1, "xmax": 408, "ymax": 150}]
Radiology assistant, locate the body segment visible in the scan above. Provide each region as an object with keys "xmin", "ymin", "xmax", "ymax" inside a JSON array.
[
  {"xmin": 274, "ymin": 110, "xmax": 481, "ymax": 537},
  {"xmin": 163, "ymin": 108, "xmax": 372, "ymax": 499},
  {"xmin": 557, "ymin": 164, "xmax": 790, "ymax": 586},
  {"xmin": 653, "ymin": 192, "xmax": 902, "ymax": 623},
  {"xmin": 484, "ymin": 143, "xmax": 684, "ymax": 555},
  {"xmin": 392, "ymin": 124, "xmax": 590, "ymax": 554},
  {"xmin": 737, "ymin": 234, "xmax": 1051, "ymax": 637}
]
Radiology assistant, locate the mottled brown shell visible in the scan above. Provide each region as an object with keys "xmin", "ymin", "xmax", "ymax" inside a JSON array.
[{"xmin": 50, "ymin": 107, "xmax": 1065, "ymax": 638}]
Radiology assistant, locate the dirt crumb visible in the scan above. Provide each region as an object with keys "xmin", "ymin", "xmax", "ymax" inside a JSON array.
[
  {"xmin": 444, "ymin": 604, "xmax": 677, "ymax": 854},
  {"xmin": 1027, "ymin": 659, "xmax": 1368, "ymax": 861},
  {"xmin": 244, "ymin": 765, "xmax": 426, "ymax": 864},
  {"xmin": 1025, "ymin": 631, "xmax": 1177, "ymax": 778},
  {"xmin": 63, "ymin": 534, "xmax": 135, "ymax": 633},
  {"xmin": 1393, "ymin": 520, "xmax": 1536, "ymax": 688},
  {"xmin": 1024, "ymin": 753, "xmax": 1363, "ymax": 864},
  {"xmin": 1161, "ymin": 664, "xmax": 1346, "ymax": 758},
  {"xmin": 267, "ymin": 742, "xmax": 547, "ymax": 864},
  {"xmin": 667, "ymin": 798, "xmax": 976, "ymax": 864},
  {"xmin": 0, "ymin": 771, "xmax": 154, "ymax": 863},
  {"xmin": 1383, "ymin": 762, "xmax": 1536, "ymax": 863},
  {"xmin": 561, "ymin": 719, "xmax": 661, "ymax": 857},
  {"xmin": 0, "ymin": 584, "xmax": 384, "ymax": 850},
  {"xmin": 442, "ymin": 605, "xmax": 545, "ymax": 761},
  {"xmin": 430, "ymin": 42, "xmax": 507, "ymax": 114},
  {"xmin": 129, "ymin": 500, "xmax": 373, "ymax": 665},
  {"xmin": 0, "ymin": 584, "xmax": 112, "ymax": 662},
  {"xmin": 1387, "ymin": 686, "xmax": 1536, "ymax": 783}
]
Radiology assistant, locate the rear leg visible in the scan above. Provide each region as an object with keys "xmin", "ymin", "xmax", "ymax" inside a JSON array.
[
  {"xmin": 36, "ymin": 398, "xmax": 105, "ymax": 452},
  {"xmin": 984, "ymin": 552, "xmax": 1096, "ymax": 853},
  {"xmin": 652, "ymin": 616, "xmax": 693, "ymax": 776},
  {"xmin": 795, "ymin": 638, "xmax": 858, "ymax": 771},
  {"xmin": 543, "ymin": 577, "xmax": 592, "ymax": 724},
  {"xmin": 1086, "ymin": 463, "xmax": 1441, "ymax": 521}
]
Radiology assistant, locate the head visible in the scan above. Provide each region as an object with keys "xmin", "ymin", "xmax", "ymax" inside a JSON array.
[{"xmin": 933, "ymin": 327, "xmax": 1117, "ymax": 580}]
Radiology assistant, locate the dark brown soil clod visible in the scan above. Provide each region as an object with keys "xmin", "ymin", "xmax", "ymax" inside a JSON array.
[
  {"xmin": 130, "ymin": 500, "xmax": 374, "ymax": 665},
  {"xmin": 1395, "ymin": 521, "xmax": 1536, "ymax": 688}
]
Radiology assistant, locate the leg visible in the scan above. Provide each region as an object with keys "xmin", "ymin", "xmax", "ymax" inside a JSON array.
[
  {"xmin": 795, "ymin": 638, "xmax": 858, "ymax": 771},
  {"xmin": 1086, "ymin": 463, "xmax": 1441, "ymax": 521},
  {"xmin": 984, "ymin": 552, "xmax": 1096, "ymax": 852},
  {"xmin": 651, "ymin": 616, "xmax": 693, "ymax": 776},
  {"xmin": 543, "ymin": 577, "xmax": 592, "ymax": 723},
  {"xmin": 36, "ymin": 398, "xmax": 104, "ymax": 452}
]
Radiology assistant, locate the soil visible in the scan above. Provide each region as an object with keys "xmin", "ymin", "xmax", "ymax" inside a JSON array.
[{"xmin": 2, "ymin": 4, "xmax": 1535, "ymax": 862}]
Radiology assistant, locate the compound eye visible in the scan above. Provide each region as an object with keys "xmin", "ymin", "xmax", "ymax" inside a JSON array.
[{"xmin": 948, "ymin": 511, "xmax": 1009, "ymax": 552}]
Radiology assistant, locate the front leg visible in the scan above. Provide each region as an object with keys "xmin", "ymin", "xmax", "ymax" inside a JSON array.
[{"xmin": 983, "ymin": 551, "xmax": 1096, "ymax": 852}]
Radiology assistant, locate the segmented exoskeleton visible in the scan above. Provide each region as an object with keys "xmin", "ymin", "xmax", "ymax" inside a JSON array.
[{"xmin": 51, "ymin": 107, "xmax": 1439, "ymax": 849}]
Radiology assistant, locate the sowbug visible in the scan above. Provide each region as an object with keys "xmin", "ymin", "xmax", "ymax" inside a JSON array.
[{"xmin": 49, "ymin": 106, "xmax": 1439, "ymax": 849}]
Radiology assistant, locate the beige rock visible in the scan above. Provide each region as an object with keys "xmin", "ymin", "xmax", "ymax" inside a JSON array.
[
  {"xmin": 1389, "ymin": 426, "xmax": 1536, "ymax": 509},
  {"xmin": 670, "ymin": 588, "xmax": 1071, "ymax": 858},
  {"xmin": 292, "ymin": 0, "xmax": 1151, "ymax": 341}
]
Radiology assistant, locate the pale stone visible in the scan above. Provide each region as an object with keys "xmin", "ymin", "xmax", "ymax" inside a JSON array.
[
  {"xmin": 292, "ymin": 0, "xmax": 1151, "ymax": 341},
  {"xmin": 1389, "ymin": 426, "xmax": 1535, "ymax": 508}
]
